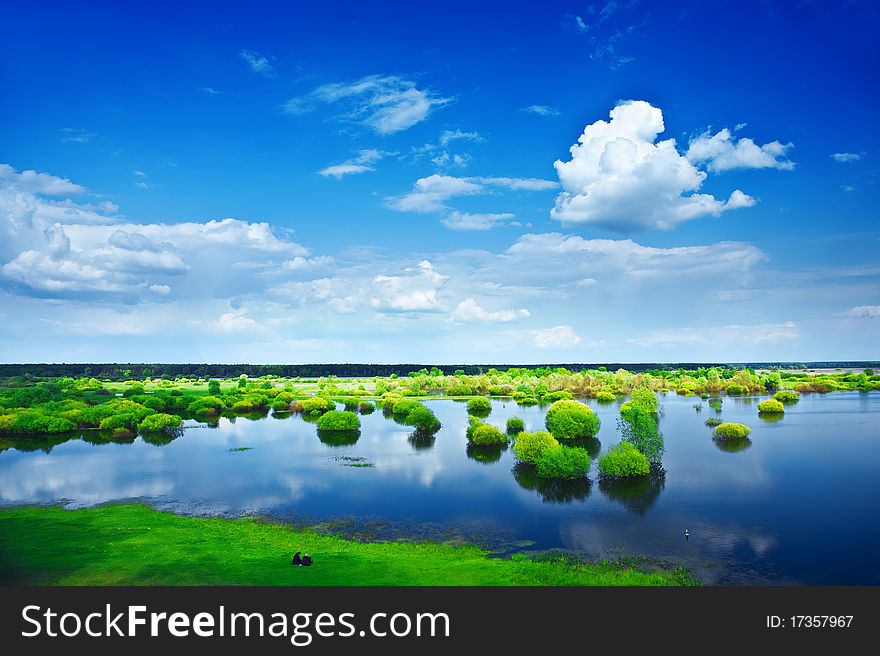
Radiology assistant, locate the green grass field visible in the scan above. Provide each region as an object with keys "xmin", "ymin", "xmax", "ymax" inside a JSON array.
[{"xmin": 0, "ymin": 504, "xmax": 695, "ymax": 586}]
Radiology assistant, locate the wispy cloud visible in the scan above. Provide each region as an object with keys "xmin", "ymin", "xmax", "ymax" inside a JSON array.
[
  {"xmin": 59, "ymin": 128, "xmax": 96, "ymax": 144},
  {"xmin": 830, "ymin": 152, "xmax": 865, "ymax": 163},
  {"xmin": 521, "ymin": 105, "xmax": 560, "ymax": 116},
  {"xmin": 133, "ymin": 170, "xmax": 150, "ymax": 189},
  {"xmin": 441, "ymin": 212, "xmax": 516, "ymax": 231},
  {"xmin": 318, "ymin": 149, "xmax": 388, "ymax": 179},
  {"xmin": 239, "ymin": 49, "xmax": 275, "ymax": 78},
  {"xmin": 388, "ymin": 174, "xmax": 557, "ymax": 214},
  {"xmin": 282, "ymin": 75, "xmax": 451, "ymax": 135},
  {"xmin": 199, "ymin": 86, "xmax": 221, "ymax": 96}
]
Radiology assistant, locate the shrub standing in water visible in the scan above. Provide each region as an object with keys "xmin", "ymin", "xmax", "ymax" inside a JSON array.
[
  {"xmin": 137, "ymin": 413, "xmax": 183, "ymax": 432},
  {"xmin": 596, "ymin": 391, "xmax": 616, "ymax": 403},
  {"xmin": 512, "ymin": 430, "xmax": 558, "ymax": 464},
  {"xmin": 773, "ymin": 390, "xmax": 799, "ymax": 404},
  {"xmin": 598, "ymin": 442, "xmax": 650, "ymax": 478},
  {"xmin": 506, "ymin": 417, "xmax": 525, "ymax": 434},
  {"xmin": 466, "ymin": 418, "xmax": 507, "ymax": 445},
  {"xmin": 758, "ymin": 399, "xmax": 785, "ymax": 414},
  {"xmin": 617, "ymin": 407, "xmax": 664, "ymax": 464},
  {"xmin": 535, "ymin": 445, "xmax": 591, "ymax": 480},
  {"xmin": 545, "ymin": 400, "xmax": 600, "ymax": 439},
  {"xmin": 403, "ymin": 404, "xmax": 441, "ymax": 433},
  {"xmin": 316, "ymin": 410, "xmax": 361, "ymax": 431},
  {"xmin": 713, "ymin": 423, "xmax": 751, "ymax": 440},
  {"xmin": 466, "ymin": 397, "xmax": 492, "ymax": 415}
]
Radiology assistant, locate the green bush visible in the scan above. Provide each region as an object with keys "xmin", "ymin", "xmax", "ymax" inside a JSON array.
[
  {"xmin": 535, "ymin": 445, "xmax": 591, "ymax": 480},
  {"xmin": 617, "ymin": 407, "xmax": 664, "ymax": 464},
  {"xmin": 300, "ymin": 397, "xmax": 336, "ymax": 416},
  {"xmin": 517, "ymin": 396, "xmax": 538, "ymax": 406},
  {"xmin": 506, "ymin": 417, "xmax": 525, "ymax": 434},
  {"xmin": 358, "ymin": 401, "xmax": 375, "ymax": 414},
  {"xmin": 596, "ymin": 391, "xmax": 616, "ymax": 403},
  {"xmin": 598, "ymin": 442, "xmax": 650, "ymax": 478},
  {"xmin": 725, "ymin": 384, "xmax": 748, "ymax": 396},
  {"xmin": 466, "ymin": 418, "xmax": 507, "ymax": 446},
  {"xmin": 627, "ymin": 388, "xmax": 658, "ymax": 414},
  {"xmin": 545, "ymin": 400, "xmax": 600, "ymax": 439},
  {"xmin": 705, "ymin": 417, "xmax": 722, "ymax": 427},
  {"xmin": 466, "ymin": 397, "xmax": 492, "ymax": 414},
  {"xmin": 404, "ymin": 405, "xmax": 441, "ymax": 433},
  {"xmin": 445, "ymin": 384, "xmax": 474, "ymax": 396},
  {"xmin": 138, "ymin": 413, "xmax": 183, "ymax": 432},
  {"xmin": 713, "ymin": 422, "xmax": 751, "ymax": 440},
  {"xmin": 542, "ymin": 390, "xmax": 573, "ymax": 403},
  {"xmin": 512, "ymin": 430, "xmax": 558, "ymax": 464},
  {"xmin": 757, "ymin": 399, "xmax": 785, "ymax": 414},
  {"xmin": 316, "ymin": 410, "xmax": 361, "ymax": 431},
  {"xmin": 392, "ymin": 399, "xmax": 424, "ymax": 417},
  {"xmin": 773, "ymin": 390, "xmax": 799, "ymax": 404},
  {"xmin": 186, "ymin": 396, "xmax": 226, "ymax": 416}
]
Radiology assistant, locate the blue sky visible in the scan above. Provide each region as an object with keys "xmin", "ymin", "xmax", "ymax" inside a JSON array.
[{"xmin": 1, "ymin": 0, "xmax": 878, "ymax": 364}]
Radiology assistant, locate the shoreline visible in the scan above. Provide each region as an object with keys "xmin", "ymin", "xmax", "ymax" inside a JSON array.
[{"xmin": 0, "ymin": 503, "xmax": 697, "ymax": 587}]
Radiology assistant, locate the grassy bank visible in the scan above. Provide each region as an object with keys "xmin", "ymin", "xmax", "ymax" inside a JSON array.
[{"xmin": 0, "ymin": 504, "xmax": 695, "ymax": 586}]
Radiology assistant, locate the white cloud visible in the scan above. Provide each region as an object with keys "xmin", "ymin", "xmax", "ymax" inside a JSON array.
[
  {"xmin": 439, "ymin": 130, "xmax": 483, "ymax": 146},
  {"xmin": 686, "ymin": 128, "xmax": 795, "ymax": 172},
  {"xmin": 629, "ymin": 321, "xmax": 799, "ymax": 347},
  {"xmin": 574, "ymin": 15, "xmax": 588, "ymax": 32},
  {"xmin": 0, "ymin": 163, "xmax": 85, "ymax": 195},
  {"xmin": 318, "ymin": 149, "xmax": 386, "ymax": 178},
  {"xmin": 551, "ymin": 100, "xmax": 757, "ymax": 232},
  {"xmin": 371, "ymin": 260, "xmax": 447, "ymax": 312},
  {"xmin": 441, "ymin": 212, "xmax": 515, "ymax": 231},
  {"xmin": 387, "ymin": 175, "xmax": 483, "ymax": 212},
  {"xmin": 830, "ymin": 152, "xmax": 864, "ymax": 163},
  {"xmin": 481, "ymin": 176, "xmax": 558, "ymax": 191},
  {"xmin": 388, "ymin": 175, "xmax": 556, "ymax": 213},
  {"xmin": 841, "ymin": 305, "xmax": 880, "ymax": 318},
  {"xmin": 217, "ymin": 309, "xmax": 260, "ymax": 332},
  {"xmin": 521, "ymin": 105, "xmax": 560, "ymax": 116},
  {"xmin": 841, "ymin": 184, "xmax": 855, "ymax": 192},
  {"xmin": 451, "ymin": 298, "xmax": 529, "ymax": 322},
  {"xmin": 283, "ymin": 75, "xmax": 450, "ymax": 135},
  {"xmin": 1, "ymin": 177, "xmax": 309, "ymax": 297},
  {"xmin": 199, "ymin": 87, "xmax": 220, "ymax": 96},
  {"xmin": 59, "ymin": 128, "xmax": 96, "ymax": 144},
  {"xmin": 282, "ymin": 255, "xmax": 335, "ymax": 271},
  {"xmin": 532, "ymin": 325, "xmax": 583, "ymax": 348},
  {"xmin": 239, "ymin": 49, "xmax": 275, "ymax": 77}
]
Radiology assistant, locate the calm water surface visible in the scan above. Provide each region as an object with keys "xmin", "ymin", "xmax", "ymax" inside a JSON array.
[{"xmin": 2, "ymin": 392, "xmax": 878, "ymax": 584}]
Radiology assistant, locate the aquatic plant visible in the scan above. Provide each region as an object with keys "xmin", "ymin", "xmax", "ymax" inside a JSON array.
[
  {"xmin": 705, "ymin": 417, "xmax": 723, "ymax": 427},
  {"xmin": 403, "ymin": 404, "xmax": 441, "ymax": 433},
  {"xmin": 725, "ymin": 384, "xmax": 748, "ymax": 396},
  {"xmin": 465, "ymin": 417, "xmax": 507, "ymax": 446},
  {"xmin": 535, "ymin": 445, "xmax": 591, "ymax": 480},
  {"xmin": 542, "ymin": 390, "xmax": 573, "ymax": 403},
  {"xmin": 506, "ymin": 417, "xmax": 525, "ymax": 434},
  {"xmin": 545, "ymin": 400, "xmax": 600, "ymax": 439},
  {"xmin": 598, "ymin": 442, "xmax": 650, "ymax": 478},
  {"xmin": 512, "ymin": 430, "xmax": 558, "ymax": 464},
  {"xmin": 466, "ymin": 397, "xmax": 492, "ymax": 415},
  {"xmin": 596, "ymin": 391, "xmax": 616, "ymax": 403},
  {"xmin": 757, "ymin": 399, "xmax": 785, "ymax": 414},
  {"xmin": 617, "ymin": 407, "xmax": 664, "ymax": 464},
  {"xmin": 300, "ymin": 397, "xmax": 336, "ymax": 416},
  {"xmin": 316, "ymin": 410, "xmax": 361, "ymax": 431},
  {"xmin": 713, "ymin": 422, "xmax": 751, "ymax": 440},
  {"xmin": 773, "ymin": 390, "xmax": 800, "ymax": 404},
  {"xmin": 137, "ymin": 413, "xmax": 183, "ymax": 432}
]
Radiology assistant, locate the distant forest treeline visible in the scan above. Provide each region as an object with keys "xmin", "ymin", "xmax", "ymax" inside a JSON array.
[{"xmin": 0, "ymin": 362, "xmax": 877, "ymax": 380}]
